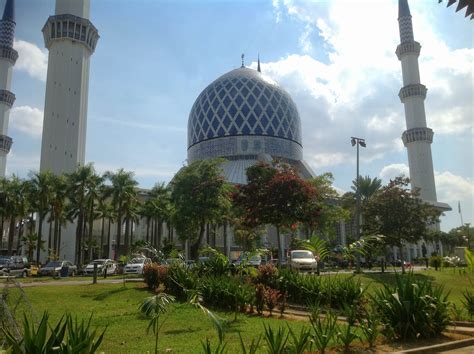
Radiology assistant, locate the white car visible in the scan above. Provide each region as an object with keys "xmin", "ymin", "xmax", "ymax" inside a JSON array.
[
  {"xmin": 83, "ymin": 259, "xmax": 117, "ymax": 275},
  {"xmin": 289, "ymin": 250, "xmax": 318, "ymax": 272},
  {"xmin": 124, "ymin": 257, "xmax": 152, "ymax": 274}
]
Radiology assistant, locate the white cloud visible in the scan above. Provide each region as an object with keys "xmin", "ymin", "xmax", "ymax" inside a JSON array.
[
  {"xmin": 436, "ymin": 171, "xmax": 474, "ymax": 206},
  {"xmin": 262, "ymin": 0, "xmax": 473, "ymax": 170},
  {"xmin": 10, "ymin": 106, "xmax": 43, "ymax": 138},
  {"xmin": 379, "ymin": 163, "xmax": 410, "ymax": 182},
  {"xmin": 14, "ymin": 40, "xmax": 48, "ymax": 81}
]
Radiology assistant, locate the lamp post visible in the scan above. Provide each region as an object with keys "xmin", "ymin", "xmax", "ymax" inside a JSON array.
[
  {"xmin": 351, "ymin": 137, "xmax": 366, "ymax": 273},
  {"xmin": 465, "ymin": 223, "xmax": 471, "ymax": 250}
]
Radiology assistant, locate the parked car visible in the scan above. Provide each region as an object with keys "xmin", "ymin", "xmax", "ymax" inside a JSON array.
[
  {"xmin": 0, "ymin": 256, "xmax": 30, "ymax": 277},
  {"xmin": 289, "ymin": 250, "xmax": 318, "ymax": 272},
  {"xmin": 123, "ymin": 257, "xmax": 151, "ymax": 274},
  {"xmin": 83, "ymin": 259, "xmax": 117, "ymax": 275},
  {"xmin": 39, "ymin": 260, "xmax": 77, "ymax": 277},
  {"xmin": 234, "ymin": 251, "xmax": 273, "ymax": 267}
]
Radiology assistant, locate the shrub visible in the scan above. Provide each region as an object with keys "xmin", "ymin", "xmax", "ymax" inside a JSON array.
[
  {"xmin": 322, "ymin": 275, "xmax": 366, "ymax": 310},
  {"xmin": 165, "ymin": 264, "xmax": 198, "ymax": 300},
  {"xmin": 265, "ymin": 288, "xmax": 280, "ymax": 316},
  {"xmin": 143, "ymin": 263, "xmax": 168, "ymax": 290},
  {"xmin": 461, "ymin": 289, "xmax": 474, "ymax": 319},
  {"xmin": 255, "ymin": 283, "xmax": 266, "ymax": 315},
  {"xmin": 2, "ymin": 312, "xmax": 106, "ymax": 354},
  {"xmin": 372, "ymin": 272, "xmax": 451, "ymax": 340},
  {"xmin": 310, "ymin": 310, "xmax": 339, "ymax": 354}
]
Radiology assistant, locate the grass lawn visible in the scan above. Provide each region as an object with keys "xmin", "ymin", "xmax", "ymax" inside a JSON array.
[
  {"xmin": 5, "ymin": 283, "xmax": 312, "ymax": 353},
  {"xmin": 3, "ymin": 268, "xmax": 473, "ymax": 353}
]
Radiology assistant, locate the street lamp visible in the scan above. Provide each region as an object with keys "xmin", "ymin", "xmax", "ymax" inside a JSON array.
[
  {"xmin": 465, "ymin": 223, "xmax": 471, "ymax": 250},
  {"xmin": 351, "ymin": 136, "xmax": 366, "ymax": 273}
]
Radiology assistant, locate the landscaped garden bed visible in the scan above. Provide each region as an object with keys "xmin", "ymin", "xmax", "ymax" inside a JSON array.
[{"xmin": 1, "ymin": 261, "xmax": 473, "ymax": 353}]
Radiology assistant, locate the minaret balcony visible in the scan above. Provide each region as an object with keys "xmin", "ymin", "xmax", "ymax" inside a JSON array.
[
  {"xmin": 0, "ymin": 134, "xmax": 12, "ymax": 153},
  {"xmin": 0, "ymin": 45, "xmax": 18, "ymax": 64},
  {"xmin": 402, "ymin": 127, "xmax": 433, "ymax": 146},
  {"xmin": 398, "ymin": 83, "xmax": 427, "ymax": 102},
  {"xmin": 0, "ymin": 89, "xmax": 15, "ymax": 107},
  {"xmin": 42, "ymin": 14, "xmax": 99, "ymax": 54},
  {"xmin": 396, "ymin": 41, "xmax": 421, "ymax": 60}
]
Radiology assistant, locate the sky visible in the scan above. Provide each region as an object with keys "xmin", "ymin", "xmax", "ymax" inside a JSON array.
[{"xmin": 7, "ymin": 0, "xmax": 474, "ymax": 232}]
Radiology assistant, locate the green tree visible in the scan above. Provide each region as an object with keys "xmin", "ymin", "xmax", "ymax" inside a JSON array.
[
  {"xmin": 30, "ymin": 171, "xmax": 55, "ymax": 264},
  {"xmin": 68, "ymin": 164, "xmax": 99, "ymax": 264},
  {"xmin": 306, "ymin": 173, "xmax": 348, "ymax": 239},
  {"xmin": 170, "ymin": 159, "xmax": 231, "ymax": 260},
  {"xmin": 3, "ymin": 176, "xmax": 30, "ymax": 255},
  {"xmin": 233, "ymin": 162, "xmax": 318, "ymax": 265},
  {"xmin": 104, "ymin": 168, "xmax": 138, "ymax": 259},
  {"xmin": 49, "ymin": 174, "xmax": 69, "ymax": 256},
  {"xmin": 363, "ymin": 177, "xmax": 440, "ymax": 273}
]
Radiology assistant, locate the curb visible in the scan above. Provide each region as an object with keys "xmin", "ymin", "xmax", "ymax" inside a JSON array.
[{"xmin": 391, "ymin": 337, "xmax": 474, "ymax": 354}]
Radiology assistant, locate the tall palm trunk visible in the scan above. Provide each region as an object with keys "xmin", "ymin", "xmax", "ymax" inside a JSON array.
[
  {"xmin": 7, "ymin": 216, "xmax": 15, "ymax": 255},
  {"xmin": 16, "ymin": 220, "xmax": 24, "ymax": 254},
  {"xmin": 157, "ymin": 220, "xmax": 162, "ymax": 250},
  {"xmin": 145, "ymin": 217, "xmax": 150, "ymax": 243},
  {"xmin": 100, "ymin": 217, "xmax": 105, "ymax": 258},
  {"xmin": 107, "ymin": 218, "xmax": 111, "ymax": 259},
  {"xmin": 53, "ymin": 219, "xmax": 59, "ymax": 255},
  {"xmin": 116, "ymin": 208, "xmax": 122, "ymax": 259},
  {"xmin": 58, "ymin": 226, "xmax": 62, "ymax": 257},
  {"xmin": 75, "ymin": 212, "xmax": 84, "ymax": 265},
  {"xmin": 88, "ymin": 201, "xmax": 94, "ymax": 261},
  {"xmin": 37, "ymin": 215, "xmax": 45, "ymax": 264},
  {"xmin": 124, "ymin": 218, "xmax": 130, "ymax": 255},
  {"xmin": 48, "ymin": 217, "xmax": 53, "ymax": 252}
]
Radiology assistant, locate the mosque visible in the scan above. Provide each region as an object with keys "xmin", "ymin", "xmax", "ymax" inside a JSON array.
[{"xmin": 0, "ymin": 0, "xmax": 450, "ymax": 263}]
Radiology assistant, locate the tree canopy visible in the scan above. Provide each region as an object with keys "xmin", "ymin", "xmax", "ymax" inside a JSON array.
[{"xmin": 363, "ymin": 177, "xmax": 440, "ymax": 273}]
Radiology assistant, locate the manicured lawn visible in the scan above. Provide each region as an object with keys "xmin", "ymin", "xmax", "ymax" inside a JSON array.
[
  {"xmin": 6, "ymin": 283, "xmax": 311, "ymax": 353},
  {"xmin": 3, "ymin": 268, "xmax": 472, "ymax": 352}
]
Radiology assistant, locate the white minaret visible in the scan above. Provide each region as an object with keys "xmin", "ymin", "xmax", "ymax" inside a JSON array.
[
  {"xmin": 0, "ymin": 0, "xmax": 17, "ymax": 176},
  {"xmin": 40, "ymin": 0, "xmax": 99, "ymax": 174},
  {"xmin": 397, "ymin": 0, "xmax": 437, "ymax": 203}
]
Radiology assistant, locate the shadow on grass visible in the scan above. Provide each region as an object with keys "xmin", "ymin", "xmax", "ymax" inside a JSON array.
[
  {"xmin": 82, "ymin": 286, "xmax": 131, "ymax": 301},
  {"xmin": 164, "ymin": 327, "xmax": 200, "ymax": 335}
]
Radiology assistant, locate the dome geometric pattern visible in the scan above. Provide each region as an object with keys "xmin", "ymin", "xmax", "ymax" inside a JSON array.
[{"xmin": 188, "ymin": 67, "xmax": 302, "ymax": 148}]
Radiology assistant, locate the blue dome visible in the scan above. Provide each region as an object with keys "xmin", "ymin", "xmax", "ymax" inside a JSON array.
[{"xmin": 187, "ymin": 67, "xmax": 302, "ymax": 149}]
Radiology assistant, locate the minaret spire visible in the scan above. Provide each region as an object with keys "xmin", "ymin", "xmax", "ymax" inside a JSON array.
[
  {"xmin": 241, "ymin": 53, "xmax": 245, "ymax": 68},
  {"xmin": 0, "ymin": 0, "xmax": 17, "ymax": 176},
  {"xmin": 396, "ymin": 0, "xmax": 447, "ymax": 210},
  {"xmin": 2, "ymin": 0, "xmax": 14, "ymax": 22},
  {"xmin": 257, "ymin": 54, "xmax": 261, "ymax": 73}
]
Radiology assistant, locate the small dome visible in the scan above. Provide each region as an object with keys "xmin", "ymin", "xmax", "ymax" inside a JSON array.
[{"xmin": 188, "ymin": 67, "xmax": 302, "ymax": 149}]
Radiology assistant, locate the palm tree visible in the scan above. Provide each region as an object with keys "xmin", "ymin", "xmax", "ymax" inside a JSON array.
[
  {"xmin": 104, "ymin": 169, "xmax": 138, "ymax": 259},
  {"xmin": 50, "ymin": 174, "xmax": 69, "ymax": 256},
  {"xmin": 123, "ymin": 193, "xmax": 140, "ymax": 253},
  {"xmin": 85, "ymin": 173, "xmax": 104, "ymax": 261},
  {"xmin": 351, "ymin": 175, "xmax": 382, "ymax": 205},
  {"xmin": 148, "ymin": 183, "xmax": 171, "ymax": 250},
  {"xmin": 96, "ymin": 200, "xmax": 114, "ymax": 258},
  {"xmin": 4, "ymin": 176, "xmax": 29, "ymax": 255},
  {"xmin": 67, "ymin": 164, "xmax": 97, "ymax": 265},
  {"xmin": 30, "ymin": 171, "xmax": 55, "ymax": 264}
]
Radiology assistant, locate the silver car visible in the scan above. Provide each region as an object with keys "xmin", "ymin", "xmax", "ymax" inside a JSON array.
[
  {"xmin": 83, "ymin": 259, "xmax": 117, "ymax": 275},
  {"xmin": 124, "ymin": 257, "xmax": 151, "ymax": 274},
  {"xmin": 289, "ymin": 250, "xmax": 318, "ymax": 272}
]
